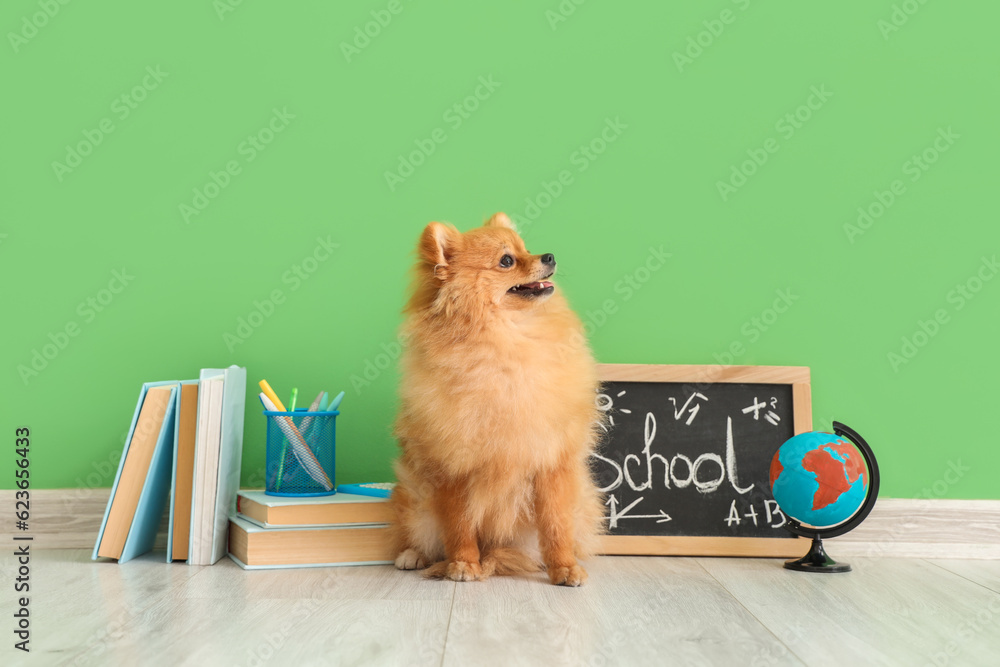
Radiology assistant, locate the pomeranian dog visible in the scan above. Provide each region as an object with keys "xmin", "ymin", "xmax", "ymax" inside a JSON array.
[{"xmin": 389, "ymin": 212, "xmax": 604, "ymax": 586}]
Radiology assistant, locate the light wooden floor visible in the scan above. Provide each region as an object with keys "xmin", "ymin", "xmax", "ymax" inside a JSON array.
[{"xmin": 7, "ymin": 550, "xmax": 1000, "ymax": 667}]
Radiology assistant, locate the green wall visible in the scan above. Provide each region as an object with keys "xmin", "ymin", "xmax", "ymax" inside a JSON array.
[{"xmin": 2, "ymin": 2, "xmax": 997, "ymax": 499}]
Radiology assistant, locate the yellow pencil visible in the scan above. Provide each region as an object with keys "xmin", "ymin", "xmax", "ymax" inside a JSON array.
[{"xmin": 259, "ymin": 379, "xmax": 286, "ymax": 412}]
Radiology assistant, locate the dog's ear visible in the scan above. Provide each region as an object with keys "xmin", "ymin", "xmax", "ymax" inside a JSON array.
[
  {"xmin": 419, "ymin": 222, "xmax": 462, "ymax": 272},
  {"xmin": 486, "ymin": 212, "xmax": 516, "ymax": 231}
]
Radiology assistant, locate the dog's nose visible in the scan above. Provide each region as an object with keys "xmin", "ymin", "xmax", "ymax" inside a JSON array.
[{"xmin": 541, "ymin": 253, "xmax": 555, "ymax": 266}]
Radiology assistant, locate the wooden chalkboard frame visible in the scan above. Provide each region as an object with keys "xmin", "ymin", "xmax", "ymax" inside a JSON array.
[{"xmin": 596, "ymin": 364, "xmax": 811, "ymax": 558}]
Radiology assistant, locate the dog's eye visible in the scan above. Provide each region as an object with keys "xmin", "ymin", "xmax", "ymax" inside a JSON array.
[{"xmin": 499, "ymin": 254, "xmax": 514, "ymax": 268}]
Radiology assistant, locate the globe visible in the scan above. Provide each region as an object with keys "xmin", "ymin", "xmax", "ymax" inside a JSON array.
[{"xmin": 769, "ymin": 431, "xmax": 870, "ymax": 530}]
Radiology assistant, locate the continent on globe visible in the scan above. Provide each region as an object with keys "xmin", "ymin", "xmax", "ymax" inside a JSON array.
[
  {"xmin": 802, "ymin": 442, "xmax": 864, "ymax": 510},
  {"xmin": 769, "ymin": 431, "xmax": 871, "ymax": 530},
  {"xmin": 824, "ymin": 440, "xmax": 869, "ymax": 487},
  {"xmin": 769, "ymin": 455, "xmax": 783, "ymax": 485}
]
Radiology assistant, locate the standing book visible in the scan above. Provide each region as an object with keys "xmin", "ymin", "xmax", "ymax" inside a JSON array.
[
  {"xmin": 93, "ymin": 383, "xmax": 178, "ymax": 562},
  {"xmin": 189, "ymin": 375, "xmax": 220, "ymax": 562},
  {"xmin": 190, "ymin": 374, "xmax": 223, "ymax": 563},
  {"xmin": 189, "ymin": 366, "xmax": 247, "ymax": 565},
  {"xmin": 167, "ymin": 380, "xmax": 199, "ymax": 562}
]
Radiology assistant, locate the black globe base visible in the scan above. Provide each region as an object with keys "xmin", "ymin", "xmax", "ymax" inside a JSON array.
[{"xmin": 784, "ymin": 537, "xmax": 851, "ymax": 573}]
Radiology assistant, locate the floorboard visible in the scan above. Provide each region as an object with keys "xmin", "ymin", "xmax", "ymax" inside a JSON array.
[
  {"xmin": 442, "ymin": 557, "xmax": 803, "ymax": 667},
  {"xmin": 7, "ymin": 550, "xmax": 1000, "ymax": 667},
  {"xmin": 929, "ymin": 558, "xmax": 1000, "ymax": 595},
  {"xmin": 699, "ymin": 557, "xmax": 1000, "ymax": 667}
]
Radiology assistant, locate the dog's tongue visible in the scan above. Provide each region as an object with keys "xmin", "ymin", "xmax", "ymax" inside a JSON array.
[{"xmin": 525, "ymin": 281, "xmax": 553, "ymax": 290}]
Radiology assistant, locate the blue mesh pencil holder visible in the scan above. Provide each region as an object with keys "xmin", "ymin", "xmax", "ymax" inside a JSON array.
[{"xmin": 264, "ymin": 409, "xmax": 338, "ymax": 497}]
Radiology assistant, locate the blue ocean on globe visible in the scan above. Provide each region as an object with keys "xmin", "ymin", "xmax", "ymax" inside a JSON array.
[{"xmin": 769, "ymin": 431, "xmax": 870, "ymax": 529}]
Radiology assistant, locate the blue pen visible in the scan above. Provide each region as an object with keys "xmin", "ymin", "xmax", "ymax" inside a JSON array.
[{"xmin": 328, "ymin": 391, "xmax": 346, "ymax": 411}]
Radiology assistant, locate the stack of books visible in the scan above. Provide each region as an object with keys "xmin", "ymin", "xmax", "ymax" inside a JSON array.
[
  {"xmin": 92, "ymin": 366, "xmax": 247, "ymax": 565},
  {"xmin": 228, "ymin": 488, "xmax": 395, "ymax": 569}
]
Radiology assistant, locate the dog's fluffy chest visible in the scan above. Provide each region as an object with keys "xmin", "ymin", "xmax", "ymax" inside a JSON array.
[{"xmin": 399, "ymin": 310, "xmax": 597, "ymax": 473}]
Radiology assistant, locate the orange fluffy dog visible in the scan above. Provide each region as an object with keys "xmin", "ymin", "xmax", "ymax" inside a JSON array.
[{"xmin": 389, "ymin": 212, "xmax": 604, "ymax": 586}]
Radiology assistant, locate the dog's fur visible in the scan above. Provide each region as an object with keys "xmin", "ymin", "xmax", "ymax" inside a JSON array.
[{"xmin": 388, "ymin": 212, "xmax": 604, "ymax": 586}]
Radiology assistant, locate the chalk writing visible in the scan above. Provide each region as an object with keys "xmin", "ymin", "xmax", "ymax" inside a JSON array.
[{"xmin": 592, "ymin": 379, "xmax": 797, "ymax": 539}]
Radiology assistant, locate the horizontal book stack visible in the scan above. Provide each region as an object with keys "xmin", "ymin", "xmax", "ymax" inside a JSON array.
[
  {"xmin": 228, "ymin": 489, "xmax": 395, "ymax": 569},
  {"xmin": 93, "ymin": 366, "xmax": 247, "ymax": 565}
]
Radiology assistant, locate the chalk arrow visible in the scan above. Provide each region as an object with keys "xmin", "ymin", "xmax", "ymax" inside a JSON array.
[
  {"xmin": 605, "ymin": 495, "xmax": 672, "ymax": 528},
  {"xmin": 605, "ymin": 495, "xmax": 643, "ymax": 529},
  {"xmin": 622, "ymin": 509, "xmax": 673, "ymax": 523}
]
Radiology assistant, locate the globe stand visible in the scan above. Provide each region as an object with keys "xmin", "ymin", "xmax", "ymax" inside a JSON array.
[
  {"xmin": 784, "ymin": 536, "xmax": 851, "ymax": 573},
  {"xmin": 781, "ymin": 421, "xmax": 879, "ymax": 574}
]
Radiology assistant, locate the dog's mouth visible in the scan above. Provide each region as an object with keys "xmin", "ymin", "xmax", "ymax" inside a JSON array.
[{"xmin": 507, "ymin": 280, "xmax": 555, "ymax": 298}]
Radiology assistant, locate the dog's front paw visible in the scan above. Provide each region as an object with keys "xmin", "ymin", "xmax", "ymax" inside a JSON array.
[
  {"xmin": 395, "ymin": 548, "xmax": 428, "ymax": 570},
  {"xmin": 446, "ymin": 559, "xmax": 484, "ymax": 582},
  {"xmin": 548, "ymin": 563, "xmax": 587, "ymax": 587}
]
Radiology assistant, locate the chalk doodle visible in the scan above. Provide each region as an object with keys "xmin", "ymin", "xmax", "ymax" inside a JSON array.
[{"xmin": 591, "ymin": 380, "xmax": 796, "ymax": 539}]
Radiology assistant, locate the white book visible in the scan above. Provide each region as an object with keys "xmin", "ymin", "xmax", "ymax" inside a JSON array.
[
  {"xmin": 198, "ymin": 376, "xmax": 225, "ymax": 563},
  {"xmin": 187, "ymin": 366, "xmax": 248, "ymax": 565},
  {"xmin": 208, "ymin": 365, "xmax": 247, "ymax": 564},
  {"xmin": 188, "ymin": 375, "xmax": 223, "ymax": 564}
]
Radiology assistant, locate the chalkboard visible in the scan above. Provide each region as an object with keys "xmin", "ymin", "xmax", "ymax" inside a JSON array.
[{"xmin": 593, "ymin": 364, "xmax": 812, "ymax": 557}]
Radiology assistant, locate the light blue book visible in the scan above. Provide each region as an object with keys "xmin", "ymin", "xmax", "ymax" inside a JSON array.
[{"xmin": 92, "ymin": 381, "xmax": 179, "ymax": 563}]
